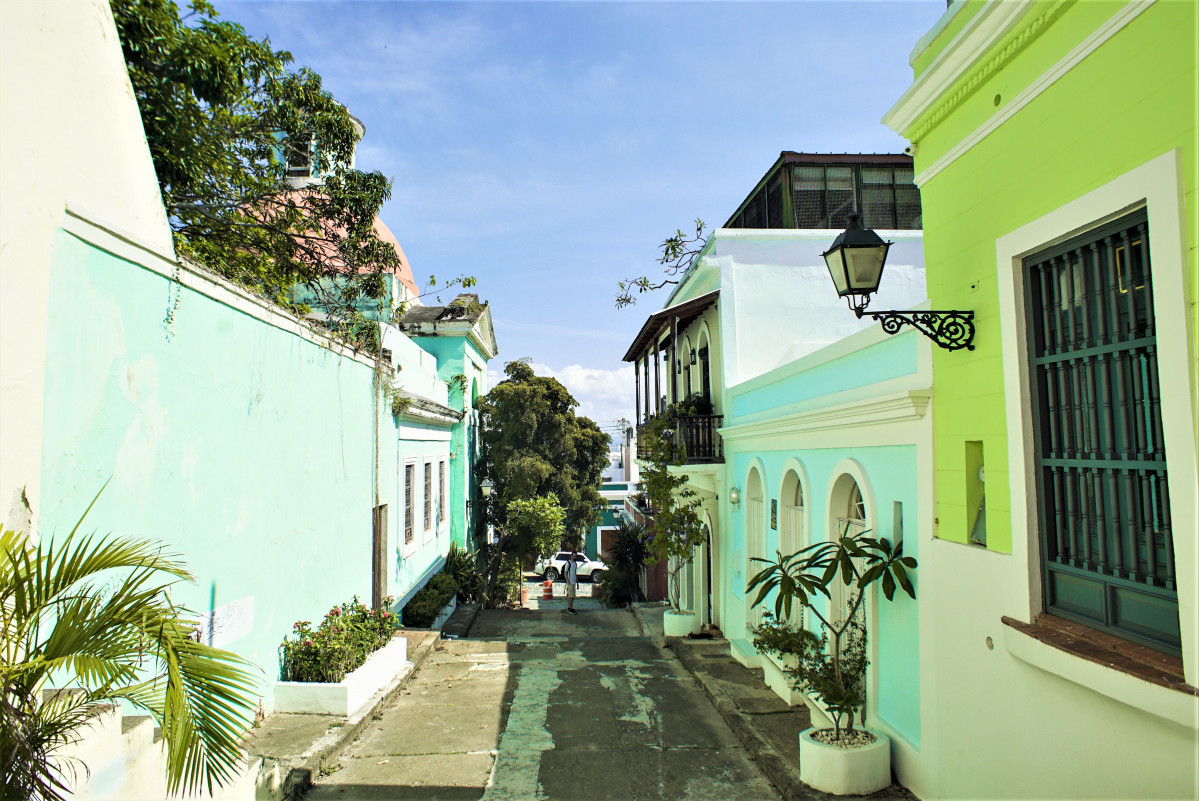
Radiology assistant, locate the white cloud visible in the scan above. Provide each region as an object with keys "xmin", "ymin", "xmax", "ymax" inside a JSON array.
[{"xmin": 485, "ymin": 362, "xmax": 635, "ymax": 434}]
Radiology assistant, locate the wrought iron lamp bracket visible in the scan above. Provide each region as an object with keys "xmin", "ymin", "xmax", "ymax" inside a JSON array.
[{"xmin": 853, "ymin": 304, "xmax": 976, "ymax": 351}]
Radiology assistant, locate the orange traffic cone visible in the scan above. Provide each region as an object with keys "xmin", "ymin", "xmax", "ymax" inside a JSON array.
[{"xmin": 542, "ymin": 580, "xmax": 553, "ymax": 600}]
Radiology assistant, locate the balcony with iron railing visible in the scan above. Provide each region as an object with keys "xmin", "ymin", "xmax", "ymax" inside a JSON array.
[{"xmin": 636, "ymin": 413, "xmax": 724, "ymax": 464}]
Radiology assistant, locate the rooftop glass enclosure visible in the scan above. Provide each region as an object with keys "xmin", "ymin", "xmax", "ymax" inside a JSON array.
[{"xmin": 724, "ymin": 153, "xmax": 922, "ymax": 232}]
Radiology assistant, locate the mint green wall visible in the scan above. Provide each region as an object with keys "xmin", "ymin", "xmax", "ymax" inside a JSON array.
[
  {"xmin": 725, "ymin": 445, "xmax": 922, "ymax": 746},
  {"xmin": 39, "ymin": 230, "xmax": 452, "ymax": 711},
  {"xmin": 410, "ymin": 335, "xmax": 490, "ymax": 551},
  {"xmin": 732, "ymin": 335, "xmax": 918, "ymax": 418},
  {"xmin": 723, "ymin": 331, "xmax": 924, "ymax": 744}
]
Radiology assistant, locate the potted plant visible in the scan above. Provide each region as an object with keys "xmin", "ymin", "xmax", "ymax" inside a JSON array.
[{"xmin": 747, "ymin": 527, "xmax": 916, "ymax": 796}]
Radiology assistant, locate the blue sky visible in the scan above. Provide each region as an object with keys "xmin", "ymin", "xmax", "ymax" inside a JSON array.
[{"xmin": 215, "ymin": 0, "xmax": 945, "ymax": 435}]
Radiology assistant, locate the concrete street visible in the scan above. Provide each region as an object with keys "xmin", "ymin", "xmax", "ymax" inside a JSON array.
[{"xmin": 307, "ymin": 607, "xmax": 781, "ymax": 800}]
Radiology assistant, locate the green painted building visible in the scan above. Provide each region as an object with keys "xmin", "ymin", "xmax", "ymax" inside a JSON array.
[{"xmin": 883, "ymin": 1, "xmax": 1197, "ymax": 797}]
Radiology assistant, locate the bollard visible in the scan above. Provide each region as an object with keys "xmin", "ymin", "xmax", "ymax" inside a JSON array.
[{"xmin": 542, "ymin": 580, "xmax": 553, "ymax": 600}]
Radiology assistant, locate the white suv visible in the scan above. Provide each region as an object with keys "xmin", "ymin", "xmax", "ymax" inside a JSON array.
[{"xmin": 534, "ymin": 551, "xmax": 606, "ymax": 582}]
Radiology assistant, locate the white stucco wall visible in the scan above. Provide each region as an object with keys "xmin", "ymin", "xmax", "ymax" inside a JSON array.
[
  {"xmin": 0, "ymin": 0, "xmax": 174, "ymax": 533},
  {"xmin": 704, "ymin": 230, "xmax": 926, "ymax": 386}
]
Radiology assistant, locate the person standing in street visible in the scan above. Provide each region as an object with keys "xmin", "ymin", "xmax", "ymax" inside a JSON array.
[{"xmin": 564, "ymin": 545, "xmax": 579, "ymax": 614}]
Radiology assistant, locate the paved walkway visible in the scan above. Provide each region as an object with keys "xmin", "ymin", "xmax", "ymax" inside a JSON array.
[{"xmin": 306, "ymin": 607, "xmax": 780, "ymax": 800}]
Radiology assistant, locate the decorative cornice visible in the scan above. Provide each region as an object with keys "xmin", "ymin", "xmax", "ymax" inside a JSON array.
[
  {"xmin": 720, "ymin": 390, "xmax": 931, "ymax": 441},
  {"xmin": 883, "ymin": 0, "xmax": 1038, "ymax": 136},
  {"xmin": 909, "ymin": 1, "xmax": 1068, "ymax": 144},
  {"xmin": 396, "ymin": 391, "xmax": 463, "ymax": 426},
  {"xmin": 913, "ymin": 0, "xmax": 1155, "ymax": 186}
]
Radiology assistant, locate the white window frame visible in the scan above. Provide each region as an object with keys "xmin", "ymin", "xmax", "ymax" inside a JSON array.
[
  {"xmin": 423, "ymin": 459, "xmax": 434, "ymax": 543},
  {"xmin": 402, "ymin": 458, "xmax": 417, "ymax": 556},
  {"xmin": 439, "ymin": 458, "xmax": 448, "ymax": 530},
  {"xmin": 994, "ymin": 150, "xmax": 1197, "ymax": 687}
]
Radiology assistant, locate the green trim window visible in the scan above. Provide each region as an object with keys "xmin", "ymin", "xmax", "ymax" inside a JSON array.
[{"xmin": 1025, "ymin": 209, "xmax": 1179, "ymax": 654}]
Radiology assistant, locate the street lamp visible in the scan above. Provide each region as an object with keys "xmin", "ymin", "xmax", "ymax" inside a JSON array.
[
  {"xmin": 468, "ymin": 477, "xmax": 494, "ymax": 509},
  {"xmin": 821, "ymin": 213, "xmax": 975, "ymax": 351}
]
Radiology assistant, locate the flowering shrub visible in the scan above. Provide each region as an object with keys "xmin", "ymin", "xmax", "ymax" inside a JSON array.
[{"xmin": 279, "ymin": 595, "xmax": 399, "ymax": 683}]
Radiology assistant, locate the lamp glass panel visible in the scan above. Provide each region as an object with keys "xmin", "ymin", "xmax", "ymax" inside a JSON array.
[
  {"xmin": 844, "ymin": 246, "xmax": 885, "ymax": 292},
  {"xmin": 824, "ymin": 248, "xmax": 850, "ymax": 294}
]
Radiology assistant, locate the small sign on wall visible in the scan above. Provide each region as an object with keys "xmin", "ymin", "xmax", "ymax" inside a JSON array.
[{"xmin": 770, "ymin": 499, "xmax": 777, "ymax": 530}]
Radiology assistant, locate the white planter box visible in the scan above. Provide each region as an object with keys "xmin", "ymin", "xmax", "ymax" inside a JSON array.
[
  {"xmin": 274, "ymin": 635, "xmax": 409, "ymax": 717},
  {"xmin": 799, "ymin": 727, "xmax": 891, "ymax": 796},
  {"xmin": 761, "ymin": 652, "xmax": 805, "ymax": 706},
  {"xmin": 663, "ymin": 610, "xmax": 698, "ymax": 637},
  {"xmin": 432, "ymin": 595, "xmax": 457, "ymax": 629}
]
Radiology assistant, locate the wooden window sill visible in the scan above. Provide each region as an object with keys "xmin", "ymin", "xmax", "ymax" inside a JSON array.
[{"xmin": 1002, "ymin": 614, "xmax": 1197, "ymax": 729}]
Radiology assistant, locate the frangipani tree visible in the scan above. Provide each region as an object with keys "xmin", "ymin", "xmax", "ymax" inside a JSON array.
[{"xmin": 747, "ymin": 526, "xmax": 916, "ymax": 740}]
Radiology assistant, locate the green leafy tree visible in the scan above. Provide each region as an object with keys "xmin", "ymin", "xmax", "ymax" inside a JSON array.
[
  {"xmin": 616, "ymin": 219, "xmax": 709, "ymax": 308},
  {"xmin": 480, "ymin": 495, "xmax": 567, "ymax": 605},
  {"xmin": 474, "ymin": 362, "xmax": 609, "ymax": 594},
  {"xmin": 111, "ymin": 0, "xmax": 471, "ymax": 343},
  {"xmin": 639, "ymin": 410, "xmax": 707, "ymax": 609},
  {"xmin": 1, "ymin": 515, "xmax": 259, "ymax": 799}
]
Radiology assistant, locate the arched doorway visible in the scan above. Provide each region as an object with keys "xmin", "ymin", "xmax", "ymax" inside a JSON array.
[
  {"xmin": 779, "ymin": 467, "xmax": 806, "ymax": 627},
  {"xmin": 696, "ymin": 328, "xmax": 711, "ymax": 407},
  {"xmin": 745, "ymin": 465, "xmax": 766, "ymax": 632},
  {"xmin": 828, "ymin": 473, "xmax": 869, "ymax": 626}
]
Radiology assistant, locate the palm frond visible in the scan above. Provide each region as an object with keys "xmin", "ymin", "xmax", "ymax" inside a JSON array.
[{"xmin": 2, "ymin": 520, "xmax": 258, "ymax": 800}]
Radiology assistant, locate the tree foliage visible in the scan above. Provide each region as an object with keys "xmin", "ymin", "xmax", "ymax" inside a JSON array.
[
  {"xmin": 111, "ymin": 0, "xmax": 472, "ymax": 345},
  {"xmin": 639, "ymin": 409, "xmax": 706, "ymax": 609},
  {"xmin": 474, "ymin": 362, "xmax": 608, "ymax": 598},
  {"xmin": 1, "ymin": 513, "xmax": 259, "ymax": 799},
  {"xmin": 616, "ymin": 219, "xmax": 709, "ymax": 308},
  {"xmin": 475, "ymin": 361, "xmax": 608, "ymax": 543}
]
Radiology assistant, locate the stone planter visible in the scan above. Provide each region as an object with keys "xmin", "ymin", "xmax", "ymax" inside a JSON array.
[
  {"xmin": 274, "ymin": 634, "xmax": 409, "ymax": 717},
  {"xmin": 663, "ymin": 610, "xmax": 698, "ymax": 637},
  {"xmin": 798, "ymin": 727, "xmax": 891, "ymax": 796},
  {"xmin": 432, "ymin": 595, "xmax": 458, "ymax": 630}
]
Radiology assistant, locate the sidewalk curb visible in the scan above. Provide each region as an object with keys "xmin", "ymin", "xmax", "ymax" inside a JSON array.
[
  {"xmin": 669, "ymin": 638, "xmax": 816, "ymax": 801},
  {"xmin": 441, "ymin": 600, "xmax": 481, "ymax": 639},
  {"xmin": 251, "ymin": 630, "xmax": 442, "ymax": 797}
]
